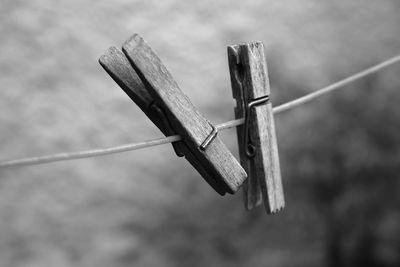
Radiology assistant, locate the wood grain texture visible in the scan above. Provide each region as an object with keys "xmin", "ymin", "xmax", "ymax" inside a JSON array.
[
  {"xmin": 99, "ymin": 47, "xmax": 229, "ymax": 195},
  {"xmin": 122, "ymin": 34, "xmax": 247, "ymax": 194},
  {"xmin": 228, "ymin": 42, "xmax": 284, "ymax": 213},
  {"xmin": 228, "ymin": 46, "xmax": 262, "ymax": 209},
  {"xmin": 99, "ymin": 47, "xmax": 184, "ymax": 157}
]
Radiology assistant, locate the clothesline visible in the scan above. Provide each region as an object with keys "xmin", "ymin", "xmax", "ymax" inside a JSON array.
[{"xmin": 1, "ymin": 54, "xmax": 400, "ymax": 168}]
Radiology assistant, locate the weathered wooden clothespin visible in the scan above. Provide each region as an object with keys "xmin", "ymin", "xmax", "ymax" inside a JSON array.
[
  {"xmin": 228, "ymin": 42, "xmax": 285, "ymax": 213},
  {"xmin": 99, "ymin": 34, "xmax": 247, "ymax": 195}
]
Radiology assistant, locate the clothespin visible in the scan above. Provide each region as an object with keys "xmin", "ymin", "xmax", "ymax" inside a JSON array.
[
  {"xmin": 99, "ymin": 34, "xmax": 247, "ymax": 195},
  {"xmin": 228, "ymin": 42, "xmax": 285, "ymax": 213},
  {"xmin": 99, "ymin": 47, "xmax": 228, "ymax": 194}
]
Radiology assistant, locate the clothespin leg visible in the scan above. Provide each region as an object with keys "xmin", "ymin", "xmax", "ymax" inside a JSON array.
[{"xmin": 234, "ymin": 104, "xmax": 263, "ymax": 210}]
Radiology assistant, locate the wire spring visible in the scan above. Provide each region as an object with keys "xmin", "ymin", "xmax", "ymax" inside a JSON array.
[{"xmin": 244, "ymin": 96, "xmax": 270, "ymax": 157}]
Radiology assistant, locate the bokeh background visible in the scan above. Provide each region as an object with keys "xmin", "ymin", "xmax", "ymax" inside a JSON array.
[{"xmin": 1, "ymin": 0, "xmax": 400, "ymax": 266}]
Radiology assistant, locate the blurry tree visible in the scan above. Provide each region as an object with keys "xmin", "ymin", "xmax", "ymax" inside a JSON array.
[{"xmin": 287, "ymin": 73, "xmax": 400, "ymax": 267}]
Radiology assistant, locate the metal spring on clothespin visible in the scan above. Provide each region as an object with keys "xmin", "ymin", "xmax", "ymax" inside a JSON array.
[
  {"xmin": 200, "ymin": 123, "xmax": 218, "ymax": 151},
  {"xmin": 244, "ymin": 95, "xmax": 270, "ymax": 157}
]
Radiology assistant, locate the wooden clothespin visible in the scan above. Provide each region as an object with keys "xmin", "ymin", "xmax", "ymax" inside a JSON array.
[
  {"xmin": 99, "ymin": 34, "xmax": 247, "ymax": 195},
  {"xmin": 228, "ymin": 42, "xmax": 285, "ymax": 213}
]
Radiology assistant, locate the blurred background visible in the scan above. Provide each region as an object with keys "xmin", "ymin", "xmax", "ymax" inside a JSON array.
[{"xmin": 1, "ymin": 0, "xmax": 400, "ymax": 266}]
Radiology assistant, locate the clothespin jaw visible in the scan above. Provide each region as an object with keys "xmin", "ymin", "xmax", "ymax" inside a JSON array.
[
  {"xmin": 99, "ymin": 34, "xmax": 247, "ymax": 195},
  {"xmin": 99, "ymin": 47, "xmax": 185, "ymax": 158},
  {"xmin": 228, "ymin": 42, "xmax": 285, "ymax": 213}
]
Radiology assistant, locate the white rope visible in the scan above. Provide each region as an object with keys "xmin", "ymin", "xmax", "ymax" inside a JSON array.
[{"xmin": 1, "ymin": 54, "xmax": 400, "ymax": 168}]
